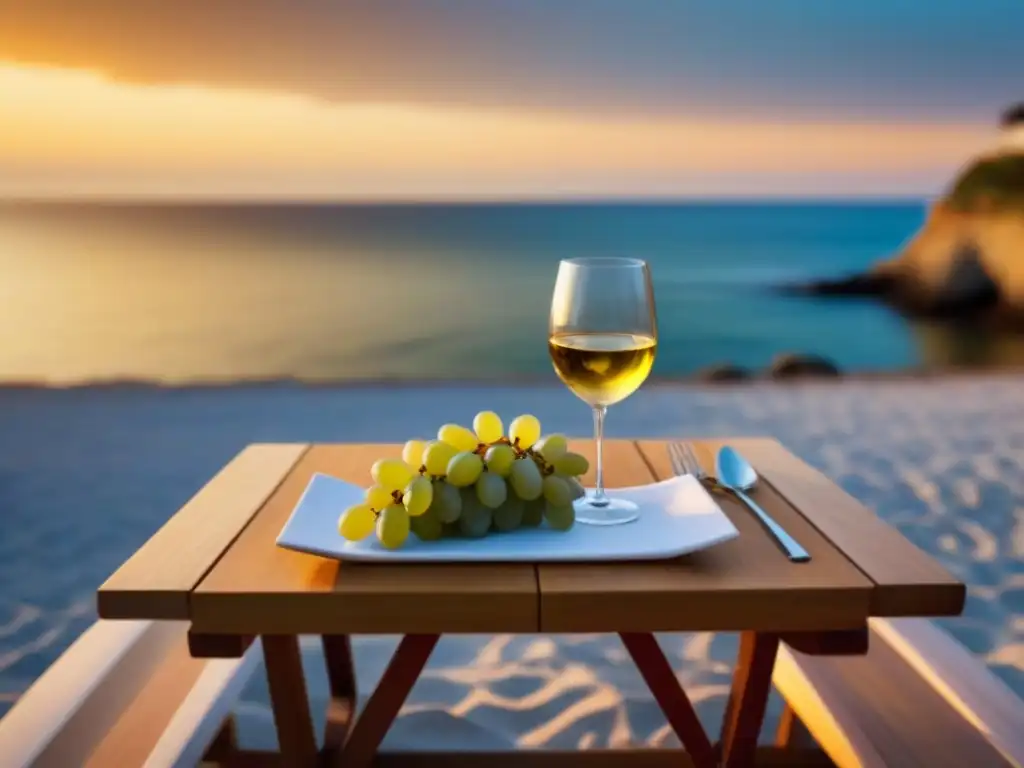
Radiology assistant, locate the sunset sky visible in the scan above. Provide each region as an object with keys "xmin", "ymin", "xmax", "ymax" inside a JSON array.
[{"xmin": 1, "ymin": 0, "xmax": 1021, "ymax": 198}]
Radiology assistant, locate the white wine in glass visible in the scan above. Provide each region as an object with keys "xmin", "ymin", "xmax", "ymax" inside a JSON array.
[{"xmin": 549, "ymin": 257, "xmax": 658, "ymax": 525}]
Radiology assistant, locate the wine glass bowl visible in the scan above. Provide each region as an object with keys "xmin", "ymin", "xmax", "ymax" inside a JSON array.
[{"xmin": 549, "ymin": 257, "xmax": 658, "ymax": 525}]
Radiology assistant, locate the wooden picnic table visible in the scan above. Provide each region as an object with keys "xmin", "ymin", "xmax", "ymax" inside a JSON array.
[{"xmin": 97, "ymin": 438, "xmax": 965, "ymax": 768}]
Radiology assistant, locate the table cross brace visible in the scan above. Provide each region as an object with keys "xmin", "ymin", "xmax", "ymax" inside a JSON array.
[{"xmin": 268, "ymin": 631, "xmax": 775, "ymax": 768}]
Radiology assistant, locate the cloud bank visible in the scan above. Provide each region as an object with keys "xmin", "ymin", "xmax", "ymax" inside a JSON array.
[{"xmin": 2, "ymin": 0, "xmax": 1021, "ymax": 122}]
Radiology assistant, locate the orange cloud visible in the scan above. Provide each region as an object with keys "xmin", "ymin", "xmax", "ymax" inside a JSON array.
[{"xmin": 0, "ymin": 62, "xmax": 994, "ymax": 198}]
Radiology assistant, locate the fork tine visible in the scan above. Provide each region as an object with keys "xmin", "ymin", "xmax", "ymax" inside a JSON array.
[
  {"xmin": 667, "ymin": 444, "xmax": 692, "ymax": 475},
  {"xmin": 673, "ymin": 442, "xmax": 693, "ymax": 476},
  {"xmin": 668, "ymin": 442, "xmax": 687, "ymax": 475},
  {"xmin": 683, "ymin": 442, "xmax": 704, "ymax": 478},
  {"xmin": 677, "ymin": 441, "xmax": 690, "ymax": 473}
]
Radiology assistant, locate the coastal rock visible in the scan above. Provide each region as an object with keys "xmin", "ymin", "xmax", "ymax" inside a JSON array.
[
  {"xmin": 695, "ymin": 363, "xmax": 753, "ymax": 382},
  {"xmin": 870, "ymin": 205, "xmax": 1022, "ymax": 324},
  {"xmin": 998, "ymin": 102, "xmax": 1024, "ymax": 153},
  {"xmin": 769, "ymin": 353, "xmax": 841, "ymax": 380},
  {"xmin": 790, "ymin": 106, "xmax": 1024, "ymax": 329},
  {"xmin": 786, "ymin": 271, "xmax": 897, "ymax": 298}
]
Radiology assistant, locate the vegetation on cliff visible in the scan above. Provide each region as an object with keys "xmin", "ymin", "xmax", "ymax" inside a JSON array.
[
  {"xmin": 1000, "ymin": 102, "xmax": 1024, "ymax": 127},
  {"xmin": 944, "ymin": 153, "xmax": 1024, "ymax": 214}
]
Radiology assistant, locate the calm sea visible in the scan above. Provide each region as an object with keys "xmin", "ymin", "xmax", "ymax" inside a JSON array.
[{"xmin": 2, "ymin": 200, "xmax": 1015, "ymax": 383}]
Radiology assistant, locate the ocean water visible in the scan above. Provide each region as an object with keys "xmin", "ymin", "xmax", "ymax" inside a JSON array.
[{"xmin": 6, "ymin": 199, "xmax": 1010, "ymax": 384}]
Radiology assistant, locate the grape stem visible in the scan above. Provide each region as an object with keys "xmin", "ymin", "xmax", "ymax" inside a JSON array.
[
  {"xmin": 369, "ymin": 488, "xmax": 405, "ymax": 519},
  {"xmin": 474, "ymin": 437, "xmax": 511, "ymax": 456},
  {"xmin": 525, "ymin": 448, "xmax": 555, "ymax": 476},
  {"xmin": 366, "ymin": 490, "xmax": 401, "ymax": 519},
  {"xmin": 478, "ymin": 437, "xmax": 559, "ymax": 475}
]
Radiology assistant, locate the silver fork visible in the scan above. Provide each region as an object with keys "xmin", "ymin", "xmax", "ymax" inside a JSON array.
[{"xmin": 668, "ymin": 441, "xmax": 715, "ymax": 487}]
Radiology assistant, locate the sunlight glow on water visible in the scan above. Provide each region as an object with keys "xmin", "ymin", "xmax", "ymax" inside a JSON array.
[
  {"xmin": 4, "ymin": 201, "xmax": 1016, "ymax": 383},
  {"xmin": 0, "ymin": 206, "xmax": 544, "ymax": 383}
]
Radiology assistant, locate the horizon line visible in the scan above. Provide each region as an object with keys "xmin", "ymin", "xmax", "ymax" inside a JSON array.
[{"xmin": 0, "ymin": 192, "xmax": 936, "ymax": 206}]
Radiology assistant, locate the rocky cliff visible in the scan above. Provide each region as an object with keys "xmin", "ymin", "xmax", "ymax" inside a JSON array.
[
  {"xmin": 872, "ymin": 152, "xmax": 1024, "ymax": 323},
  {"xmin": 796, "ymin": 120, "xmax": 1024, "ymax": 328}
]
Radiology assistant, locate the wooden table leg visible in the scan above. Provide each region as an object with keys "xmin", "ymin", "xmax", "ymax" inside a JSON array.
[
  {"xmin": 719, "ymin": 631, "xmax": 780, "ymax": 768},
  {"xmin": 263, "ymin": 634, "xmax": 318, "ymax": 767},
  {"xmin": 202, "ymin": 716, "xmax": 239, "ymax": 762},
  {"xmin": 335, "ymin": 633, "xmax": 440, "ymax": 768},
  {"xmin": 775, "ymin": 702, "xmax": 815, "ymax": 749},
  {"xmin": 619, "ymin": 633, "xmax": 716, "ymax": 768},
  {"xmin": 322, "ymin": 634, "xmax": 358, "ymax": 752}
]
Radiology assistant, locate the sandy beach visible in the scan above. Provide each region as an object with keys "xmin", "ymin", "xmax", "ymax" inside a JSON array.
[{"xmin": 1, "ymin": 375, "xmax": 1022, "ymax": 750}]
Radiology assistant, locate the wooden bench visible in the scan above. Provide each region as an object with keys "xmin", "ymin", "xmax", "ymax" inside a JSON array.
[
  {"xmin": 0, "ymin": 619, "xmax": 261, "ymax": 767},
  {"xmin": 773, "ymin": 616, "xmax": 1024, "ymax": 767}
]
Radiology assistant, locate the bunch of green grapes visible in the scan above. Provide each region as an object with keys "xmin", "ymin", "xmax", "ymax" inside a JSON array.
[{"xmin": 338, "ymin": 411, "xmax": 590, "ymax": 549}]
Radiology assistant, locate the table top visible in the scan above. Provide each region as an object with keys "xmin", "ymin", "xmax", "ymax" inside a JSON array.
[{"xmin": 97, "ymin": 439, "xmax": 965, "ymax": 636}]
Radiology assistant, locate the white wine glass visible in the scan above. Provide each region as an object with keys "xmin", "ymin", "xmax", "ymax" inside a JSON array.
[{"xmin": 549, "ymin": 257, "xmax": 657, "ymax": 526}]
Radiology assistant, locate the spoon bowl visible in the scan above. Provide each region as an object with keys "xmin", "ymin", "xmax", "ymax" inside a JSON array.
[{"xmin": 716, "ymin": 445, "xmax": 759, "ymax": 492}]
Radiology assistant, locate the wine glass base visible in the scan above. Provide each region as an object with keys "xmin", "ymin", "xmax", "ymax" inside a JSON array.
[{"xmin": 574, "ymin": 496, "xmax": 639, "ymax": 526}]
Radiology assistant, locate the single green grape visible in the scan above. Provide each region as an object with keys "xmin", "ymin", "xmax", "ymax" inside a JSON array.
[
  {"xmin": 438, "ymin": 423, "xmax": 480, "ymax": 452},
  {"xmin": 565, "ymin": 476, "xmax": 587, "ymax": 501},
  {"xmin": 446, "ymin": 451, "xmax": 484, "ymax": 487},
  {"xmin": 430, "ymin": 480, "xmax": 462, "ymax": 523},
  {"xmin": 509, "ymin": 414, "xmax": 542, "ymax": 449},
  {"xmin": 410, "ymin": 507, "xmax": 443, "ymax": 541},
  {"xmin": 553, "ymin": 452, "xmax": 590, "ymax": 477},
  {"xmin": 544, "ymin": 502, "xmax": 576, "ymax": 531},
  {"xmin": 493, "ymin": 495, "xmax": 524, "ymax": 532},
  {"xmin": 402, "ymin": 439, "xmax": 428, "ymax": 469},
  {"xmin": 459, "ymin": 491, "xmax": 493, "ymax": 538},
  {"xmin": 542, "ymin": 474, "xmax": 572, "ymax": 507},
  {"xmin": 473, "ymin": 410, "xmax": 504, "ymax": 444},
  {"xmin": 371, "ymin": 458, "xmax": 415, "ymax": 492},
  {"xmin": 535, "ymin": 434, "xmax": 569, "ymax": 462},
  {"xmin": 509, "ymin": 457, "xmax": 543, "ymax": 500},
  {"xmin": 376, "ymin": 503, "xmax": 410, "ymax": 549},
  {"xmin": 522, "ymin": 497, "xmax": 545, "ymax": 527},
  {"xmin": 484, "ymin": 444, "xmax": 516, "ymax": 477},
  {"xmin": 365, "ymin": 484, "xmax": 395, "ymax": 511},
  {"xmin": 403, "ymin": 475, "xmax": 433, "ymax": 517},
  {"xmin": 422, "ymin": 440, "xmax": 458, "ymax": 476},
  {"xmin": 475, "ymin": 472, "xmax": 508, "ymax": 509},
  {"xmin": 338, "ymin": 503, "xmax": 376, "ymax": 541}
]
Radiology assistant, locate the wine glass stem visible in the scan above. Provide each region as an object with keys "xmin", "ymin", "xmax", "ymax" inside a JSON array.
[{"xmin": 591, "ymin": 405, "xmax": 609, "ymax": 507}]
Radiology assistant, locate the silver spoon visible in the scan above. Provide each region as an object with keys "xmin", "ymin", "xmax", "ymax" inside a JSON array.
[{"xmin": 716, "ymin": 446, "xmax": 811, "ymax": 562}]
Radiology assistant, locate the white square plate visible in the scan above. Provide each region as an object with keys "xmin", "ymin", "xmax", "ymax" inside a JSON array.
[{"xmin": 276, "ymin": 473, "xmax": 738, "ymax": 563}]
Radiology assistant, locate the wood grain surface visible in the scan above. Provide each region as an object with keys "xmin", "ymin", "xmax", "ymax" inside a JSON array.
[
  {"xmin": 98, "ymin": 443, "xmax": 309, "ymax": 620},
  {"xmin": 102, "ymin": 439, "xmax": 964, "ymax": 637}
]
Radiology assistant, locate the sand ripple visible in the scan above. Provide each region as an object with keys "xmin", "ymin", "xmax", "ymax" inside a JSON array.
[{"xmin": 0, "ymin": 377, "xmax": 1022, "ymax": 746}]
